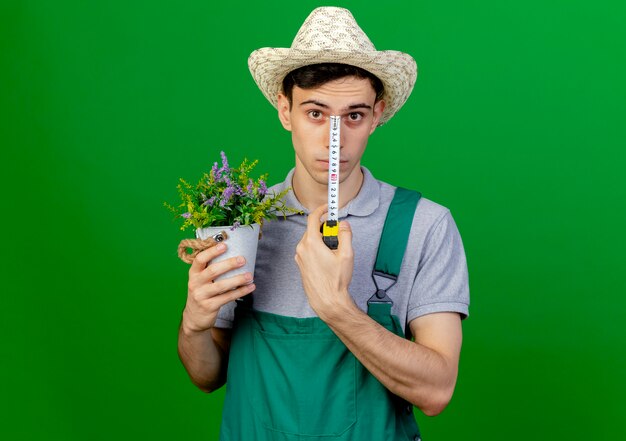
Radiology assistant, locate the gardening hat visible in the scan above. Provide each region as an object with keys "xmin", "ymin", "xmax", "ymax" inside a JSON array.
[{"xmin": 248, "ymin": 6, "xmax": 417, "ymax": 126}]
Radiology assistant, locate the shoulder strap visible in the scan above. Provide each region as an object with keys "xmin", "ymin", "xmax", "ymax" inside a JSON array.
[
  {"xmin": 369, "ymin": 187, "xmax": 421, "ymax": 304},
  {"xmin": 374, "ymin": 187, "xmax": 422, "ymax": 278}
]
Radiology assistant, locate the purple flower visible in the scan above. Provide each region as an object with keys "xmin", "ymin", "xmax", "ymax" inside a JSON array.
[
  {"xmin": 246, "ymin": 179, "xmax": 254, "ymax": 195},
  {"xmin": 211, "ymin": 161, "xmax": 220, "ymax": 180},
  {"xmin": 181, "ymin": 212, "xmax": 191, "ymax": 219},
  {"xmin": 230, "ymin": 221, "xmax": 241, "ymax": 231},
  {"xmin": 202, "ymin": 196, "xmax": 216, "ymax": 206},
  {"xmin": 259, "ymin": 179, "xmax": 267, "ymax": 196},
  {"xmin": 220, "ymin": 185, "xmax": 235, "ymax": 207},
  {"xmin": 217, "ymin": 151, "xmax": 230, "ymax": 180}
]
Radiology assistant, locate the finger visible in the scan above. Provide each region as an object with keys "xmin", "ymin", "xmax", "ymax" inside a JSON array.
[
  {"xmin": 204, "ymin": 282, "xmax": 256, "ymax": 310},
  {"xmin": 195, "ymin": 272, "xmax": 254, "ymax": 300},
  {"xmin": 210, "ymin": 270, "xmax": 254, "ymax": 294},
  {"xmin": 307, "ymin": 204, "xmax": 328, "ymax": 237},
  {"xmin": 200, "ymin": 255, "xmax": 246, "ymax": 282},
  {"xmin": 190, "ymin": 242, "xmax": 227, "ymax": 274},
  {"xmin": 337, "ymin": 220, "xmax": 353, "ymax": 257}
]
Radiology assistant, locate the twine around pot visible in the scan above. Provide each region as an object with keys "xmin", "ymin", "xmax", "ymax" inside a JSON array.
[{"xmin": 177, "ymin": 231, "xmax": 228, "ymax": 264}]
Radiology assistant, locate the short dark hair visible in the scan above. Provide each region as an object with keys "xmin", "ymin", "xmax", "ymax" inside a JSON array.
[{"xmin": 281, "ymin": 63, "xmax": 384, "ymax": 105}]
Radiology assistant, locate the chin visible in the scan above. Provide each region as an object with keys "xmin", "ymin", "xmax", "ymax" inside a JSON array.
[
  {"xmin": 339, "ymin": 162, "xmax": 359, "ymax": 182},
  {"xmin": 305, "ymin": 160, "xmax": 359, "ymax": 186}
]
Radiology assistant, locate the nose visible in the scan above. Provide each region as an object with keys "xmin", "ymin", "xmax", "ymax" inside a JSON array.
[{"xmin": 327, "ymin": 115, "xmax": 342, "ymax": 151}]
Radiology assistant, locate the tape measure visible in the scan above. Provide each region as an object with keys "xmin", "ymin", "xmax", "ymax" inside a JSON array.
[{"xmin": 322, "ymin": 115, "xmax": 341, "ymax": 249}]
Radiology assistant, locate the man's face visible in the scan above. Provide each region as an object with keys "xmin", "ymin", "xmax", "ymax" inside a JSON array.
[{"xmin": 277, "ymin": 76, "xmax": 385, "ymax": 188}]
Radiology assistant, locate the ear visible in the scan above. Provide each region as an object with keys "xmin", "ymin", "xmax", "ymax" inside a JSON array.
[
  {"xmin": 277, "ymin": 93, "xmax": 292, "ymax": 131},
  {"xmin": 369, "ymin": 99, "xmax": 386, "ymax": 134}
]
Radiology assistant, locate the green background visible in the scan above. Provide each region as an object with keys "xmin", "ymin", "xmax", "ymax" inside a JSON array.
[{"xmin": 2, "ymin": 0, "xmax": 625, "ymax": 439}]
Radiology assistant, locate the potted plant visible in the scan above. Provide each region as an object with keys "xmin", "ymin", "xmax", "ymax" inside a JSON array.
[{"xmin": 165, "ymin": 151, "xmax": 298, "ymax": 280}]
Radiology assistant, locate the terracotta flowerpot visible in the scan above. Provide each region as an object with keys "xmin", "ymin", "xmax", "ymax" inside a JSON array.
[{"xmin": 195, "ymin": 223, "xmax": 260, "ymax": 282}]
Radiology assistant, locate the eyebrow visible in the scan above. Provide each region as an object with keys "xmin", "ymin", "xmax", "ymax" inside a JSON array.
[{"xmin": 299, "ymin": 99, "xmax": 372, "ymax": 111}]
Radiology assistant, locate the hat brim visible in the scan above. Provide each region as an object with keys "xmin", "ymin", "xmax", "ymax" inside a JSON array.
[{"xmin": 248, "ymin": 47, "xmax": 417, "ymax": 126}]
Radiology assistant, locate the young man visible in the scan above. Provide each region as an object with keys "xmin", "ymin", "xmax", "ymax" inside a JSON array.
[{"xmin": 178, "ymin": 7, "xmax": 469, "ymax": 440}]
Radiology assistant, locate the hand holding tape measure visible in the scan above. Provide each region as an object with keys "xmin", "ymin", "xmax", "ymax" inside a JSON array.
[{"xmin": 322, "ymin": 115, "xmax": 341, "ymax": 249}]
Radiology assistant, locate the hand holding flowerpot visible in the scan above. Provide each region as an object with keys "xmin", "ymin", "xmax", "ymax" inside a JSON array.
[{"xmin": 195, "ymin": 224, "xmax": 261, "ymax": 281}]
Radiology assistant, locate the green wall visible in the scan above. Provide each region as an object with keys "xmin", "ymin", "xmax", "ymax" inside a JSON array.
[{"xmin": 2, "ymin": 1, "xmax": 625, "ymax": 439}]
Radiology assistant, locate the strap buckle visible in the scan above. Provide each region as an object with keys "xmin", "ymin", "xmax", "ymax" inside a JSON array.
[{"xmin": 367, "ymin": 270, "xmax": 396, "ymax": 305}]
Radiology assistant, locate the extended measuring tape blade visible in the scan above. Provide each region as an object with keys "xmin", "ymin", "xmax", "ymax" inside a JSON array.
[{"xmin": 322, "ymin": 115, "xmax": 341, "ymax": 249}]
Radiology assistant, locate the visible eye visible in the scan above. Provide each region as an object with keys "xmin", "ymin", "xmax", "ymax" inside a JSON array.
[
  {"xmin": 308, "ymin": 110, "xmax": 323, "ymax": 120},
  {"xmin": 348, "ymin": 112, "xmax": 363, "ymax": 122}
]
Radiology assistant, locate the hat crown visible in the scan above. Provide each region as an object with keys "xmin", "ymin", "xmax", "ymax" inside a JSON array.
[
  {"xmin": 291, "ymin": 7, "xmax": 377, "ymax": 52},
  {"xmin": 248, "ymin": 7, "xmax": 417, "ymax": 126}
]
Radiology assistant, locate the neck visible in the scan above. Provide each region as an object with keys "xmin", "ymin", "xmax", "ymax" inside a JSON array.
[{"xmin": 292, "ymin": 162, "xmax": 364, "ymax": 212}]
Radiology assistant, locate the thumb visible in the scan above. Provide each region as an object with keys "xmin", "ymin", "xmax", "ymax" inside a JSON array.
[{"xmin": 337, "ymin": 221, "xmax": 353, "ymax": 256}]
